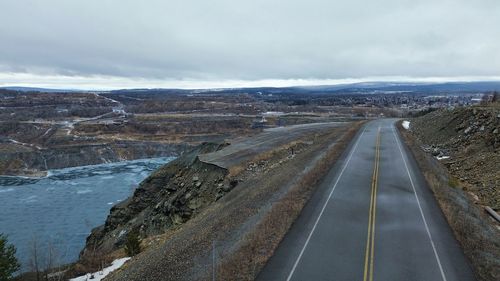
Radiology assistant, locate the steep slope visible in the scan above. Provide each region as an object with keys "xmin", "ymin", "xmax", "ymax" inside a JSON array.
[
  {"xmin": 80, "ymin": 143, "xmax": 228, "ymax": 258},
  {"xmin": 71, "ymin": 121, "xmax": 359, "ymax": 280},
  {"xmin": 410, "ymin": 105, "xmax": 499, "ymax": 209}
]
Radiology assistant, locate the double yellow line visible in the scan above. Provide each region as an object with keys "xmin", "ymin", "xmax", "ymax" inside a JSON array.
[{"xmin": 363, "ymin": 128, "xmax": 381, "ymax": 281}]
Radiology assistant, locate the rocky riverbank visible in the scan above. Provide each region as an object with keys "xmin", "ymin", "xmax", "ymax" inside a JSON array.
[{"xmin": 0, "ymin": 141, "xmax": 188, "ymax": 177}]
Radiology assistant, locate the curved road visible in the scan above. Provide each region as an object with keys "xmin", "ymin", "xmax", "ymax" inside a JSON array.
[{"xmin": 258, "ymin": 119, "xmax": 476, "ymax": 281}]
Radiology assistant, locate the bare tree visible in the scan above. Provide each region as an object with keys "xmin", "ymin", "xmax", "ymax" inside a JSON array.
[
  {"xmin": 83, "ymin": 219, "xmax": 106, "ymax": 273},
  {"xmin": 480, "ymin": 93, "xmax": 493, "ymax": 105},
  {"xmin": 42, "ymin": 240, "xmax": 58, "ymax": 281},
  {"xmin": 28, "ymin": 235, "xmax": 41, "ymax": 281},
  {"xmin": 27, "ymin": 235, "xmax": 66, "ymax": 281},
  {"xmin": 492, "ymin": 91, "xmax": 499, "ymax": 103}
]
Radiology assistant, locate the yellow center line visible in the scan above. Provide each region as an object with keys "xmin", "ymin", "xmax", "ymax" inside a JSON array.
[
  {"xmin": 363, "ymin": 128, "xmax": 381, "ymax": 281},
  {"xmin": 370, "ymin": 130, "xmax": 380, "ymax": 281}
]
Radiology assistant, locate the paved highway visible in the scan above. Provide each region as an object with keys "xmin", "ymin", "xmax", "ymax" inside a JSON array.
[{"xmin": 258, "ymin": 119, "xmax": 476, "ymax": 281}]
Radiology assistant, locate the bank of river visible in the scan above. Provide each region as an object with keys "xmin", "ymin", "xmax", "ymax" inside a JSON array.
[{"xmin": 0, "ymin": 157, "xmax": 175, "ymax": 271}]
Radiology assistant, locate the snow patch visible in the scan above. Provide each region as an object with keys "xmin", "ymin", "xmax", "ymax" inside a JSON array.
[
  {"xmin": 118, "ymin": 229, "xmax": 127, "ymax": 238},
  {"xmin": 70, "ymin": 257, "xmax": 131, "ymax": 281},
  {"xmin": 436, "ymin": 155, "xmax": 450, "ymax": 160},
  {"xmin": 402, "ymin": 120, "xmax": 410, "ymax": 130}
]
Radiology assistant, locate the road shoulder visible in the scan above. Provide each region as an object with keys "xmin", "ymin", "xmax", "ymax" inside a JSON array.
[{"xmin": 397, "ymin": 120, "xmax": 499, "ymax": 281}]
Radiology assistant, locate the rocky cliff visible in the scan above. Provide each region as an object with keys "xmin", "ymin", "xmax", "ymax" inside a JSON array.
[
  {"xmin": 80, "ymin": 143, "xmax": 229, "ymax": 258},
  {"xmin": 0, "ymin": 141, "xmax": 188, "ymax": 177}
]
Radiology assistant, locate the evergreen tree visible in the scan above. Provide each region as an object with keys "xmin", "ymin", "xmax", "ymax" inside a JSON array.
[
  {"xmin": 124, "ymin": 230, "xmax": 141, "ymax": 257},
  {"xmin": 0, "ymin": 234, "xmax": 20, "ymax": 281}
]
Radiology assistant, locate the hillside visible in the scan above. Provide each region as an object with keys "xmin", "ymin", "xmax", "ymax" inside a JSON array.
[
  {"xmin": 409, "ymin": 105, "xmax": 499, "ymax": 210},
  {"xmin": 400, "ymin": 105, "xmax": 500, "ymax": 281},
  {"xmin": 69, "ymin": 121, "xmax": 362, "ymax": 280}
]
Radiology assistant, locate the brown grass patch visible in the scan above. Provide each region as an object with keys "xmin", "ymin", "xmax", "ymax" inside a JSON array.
[
  {"xmin": 227, "ymin": 165, "xmax": 246, "ymax": 178},
  {"xmin": 227, "ymin": 140, "xmax": 311, "ymax": 179}
]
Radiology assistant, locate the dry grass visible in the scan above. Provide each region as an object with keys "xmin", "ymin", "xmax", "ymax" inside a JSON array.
[
  {"xmin": 216, "ymin": 121, "xmax": 365, "ymax": 280},
  {"xmin": 227, "ymin": 140, "xmax": 308, "ymax": 179},
  {"xmin": 397, "ymin": 121, "xmax": 500, "ymax": 281},
  {"xmin": 448, "ymin": 176, "xmax": 460, "ymax": 189},
  {"xmin": 227, "ymin": 165, "xmax": 246, "ymax": 178}
]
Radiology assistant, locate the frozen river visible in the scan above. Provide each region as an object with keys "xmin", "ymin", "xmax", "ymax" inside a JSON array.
[{"xmin": 0, "ymin": 157, "xmax": 175, "ymax": 271}]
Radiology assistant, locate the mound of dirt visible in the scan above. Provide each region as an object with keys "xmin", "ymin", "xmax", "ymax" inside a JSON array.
[{"xmin": 409, "ymin": 105, "xmax": 500, "ymax": 209}]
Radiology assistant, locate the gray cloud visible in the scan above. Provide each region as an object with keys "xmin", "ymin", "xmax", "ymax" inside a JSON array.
[{"xmin": 0, "ymin": 0, "xmax": 499, "ymax": 82}]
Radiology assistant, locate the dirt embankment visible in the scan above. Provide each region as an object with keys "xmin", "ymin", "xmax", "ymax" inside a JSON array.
[
  {"xmin": 70, "ymin": 121, "xmax": 362, "ymax": 280},
  {"xmin": 398, "ymin": 106, "xmax": 500, "ymax": 281},
  {"xmin": 409, "ymin": 106, "xmax": 499, "ymax": 209}
]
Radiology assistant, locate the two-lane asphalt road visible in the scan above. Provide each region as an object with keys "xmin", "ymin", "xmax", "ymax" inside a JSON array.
[{"xmin": 258, "ymin": 119, "xmax": 476, "ymax": 281}]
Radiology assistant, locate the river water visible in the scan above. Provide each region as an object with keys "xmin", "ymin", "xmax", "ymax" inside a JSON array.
[{"xmin": 0, "ymin": 157, "xmax": 175, "ymax": 271}]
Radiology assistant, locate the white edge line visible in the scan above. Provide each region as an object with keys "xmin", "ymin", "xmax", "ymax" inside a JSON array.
[
  {"xmin": 286, "ymin": 125, "xmax": 368, "ymax": 281},
  {"xmin": 391, "ymin": 124, "xmax": 447, "ymax": 281}
]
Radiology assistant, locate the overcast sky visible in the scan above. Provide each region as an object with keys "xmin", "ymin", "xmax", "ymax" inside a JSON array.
[{"xmin": 0, "ymin": 0, "xmax": 499, "ymax": 89}]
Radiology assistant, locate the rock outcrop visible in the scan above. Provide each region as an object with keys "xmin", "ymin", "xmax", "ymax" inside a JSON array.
[{"xmin": 81, "ymin": 142, "xmax": 229, "ymax": 257}]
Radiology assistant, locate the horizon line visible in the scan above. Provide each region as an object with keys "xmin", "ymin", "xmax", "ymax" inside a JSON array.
[{"xmin": 1, "ymin": 73, "xmax": 500, "ymax": 91}]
